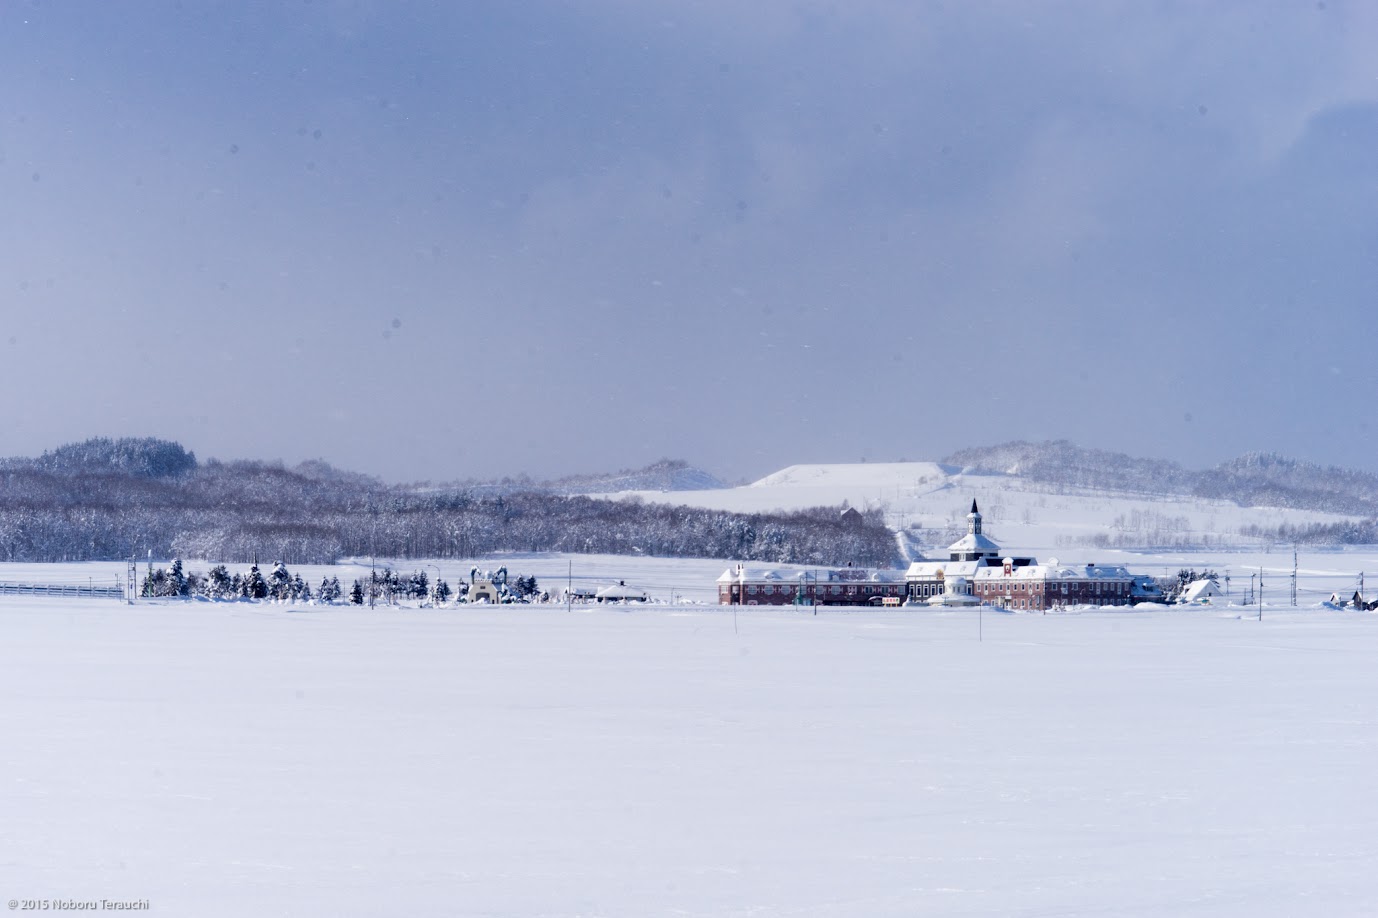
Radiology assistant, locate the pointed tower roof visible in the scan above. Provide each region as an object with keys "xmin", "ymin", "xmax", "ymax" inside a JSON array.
[{"xmin": 950, "ymin": 498, "xmax": 1000, "ymax": 561}]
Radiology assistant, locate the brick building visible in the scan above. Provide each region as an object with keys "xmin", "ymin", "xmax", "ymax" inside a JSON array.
[
  {"xmin": 905, "ymin": 500, "xmax": 1035, "ymax": 602},
  {"xmin": 973, "ymin": 559, "xmax": 1136, "ymax": 612},
  {"xmin": 717, "ymin": 564, "xmax": 907, "ymax": 606},
  {"xmin": 720, "ymin": 499, "xmax": 1151, "ymax": 611}
]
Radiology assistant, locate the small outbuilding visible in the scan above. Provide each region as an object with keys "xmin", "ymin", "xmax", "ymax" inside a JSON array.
[
  {"xmin": 1180, "ymin": 579, "xmax": 1224, "ymax": 604},
  {"xmin": 596, "ymin": 581, "xmax": 648, "ymax": 603}
]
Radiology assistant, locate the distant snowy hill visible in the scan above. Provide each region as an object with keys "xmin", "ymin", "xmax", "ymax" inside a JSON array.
[
  {"xmin": 439, "ymin": 459, "xmax": 725, "ymax": 497},
  {"xmin": 609, "ymin": 447, "xmax": 1370, "ymax": 556},
  {"xmin": 546, "ymin": 459, "xmax": 726, "ymax": 495},
  {"xmin": 945, "ymin": 440, "xmax": 1378, "ymax": 516}
]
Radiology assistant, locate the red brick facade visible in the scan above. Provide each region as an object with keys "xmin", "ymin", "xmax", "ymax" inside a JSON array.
[{"xmin": 718, "ymin": 568, "xmax": 906, "ymax": 606}]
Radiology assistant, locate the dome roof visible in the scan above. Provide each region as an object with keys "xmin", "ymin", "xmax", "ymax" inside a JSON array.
[{"xmin": 947, "ymin": 532, "xmax": 1002, "ymax": 554}]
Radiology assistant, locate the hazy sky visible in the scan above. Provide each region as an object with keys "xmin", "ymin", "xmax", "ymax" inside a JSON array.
[{"xmin": 3, "ymin": 1, "xmax": 1376, "ymax": 484}]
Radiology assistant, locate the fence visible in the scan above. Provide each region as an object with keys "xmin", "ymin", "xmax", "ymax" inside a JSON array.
[{"xmin": 0, "ymin": 581, "xmax": 126, "ymax": 599}]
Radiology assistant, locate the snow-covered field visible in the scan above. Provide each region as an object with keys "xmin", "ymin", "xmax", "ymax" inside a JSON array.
[
  {"xmin": 6, "ymin": 594, "xmax": 1378, "ymax": 917},
  {"xmin": 7, "ymin": 462, "xmax": 1378, "ymax": 915}
]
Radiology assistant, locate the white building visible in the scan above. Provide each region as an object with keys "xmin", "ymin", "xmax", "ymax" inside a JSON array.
[{"xmin": 1180, "ymin": 579, "xmax": 1224, "ymax": 604}]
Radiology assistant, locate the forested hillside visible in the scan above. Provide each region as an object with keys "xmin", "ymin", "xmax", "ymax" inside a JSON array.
[
  {"xmin": 0, "ymin": 438, "xmax": 893, "ymax": 566},
  {"xmin": 945, "ymin": 440, "xmax": 1378, "ymax": 515}
]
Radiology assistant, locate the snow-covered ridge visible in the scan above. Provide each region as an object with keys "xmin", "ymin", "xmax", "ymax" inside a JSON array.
[
  {"xmin": 751, "ymin": 461, "xmax": 955, "ymax": 489},
  {"xmin": 609, "ymin": 459, "xmax": 1361, "ymax": 555}
]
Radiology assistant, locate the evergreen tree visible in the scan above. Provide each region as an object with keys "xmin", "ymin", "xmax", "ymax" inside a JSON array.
[
  {"xmin": 242, "ymin": 563, "xmax": 268, "ymax": 599},
  {"xmin": 434, "ymin": 578, "xmax": 451, "ymax": 604},
  {"xmin": 200, "ymin": 565, "xmax": 229, "ymax": 598},
  {"xmin": 141, "ymin": 567, "xmax": 165, "ymax": 598},
  {"xmin": 168, "ymin": 558, "xmax": 188, "ymax": 597},
  {"xmin": 349, "ymin": 580, "xmax": 364, "ymax": 605},
  {"xmin": 318, "ymin": 575, "xmax": 341, "ymax": 604},
  {"xmin": 269, "ymin": 561, "xmax": 293, "ymax": 600}
]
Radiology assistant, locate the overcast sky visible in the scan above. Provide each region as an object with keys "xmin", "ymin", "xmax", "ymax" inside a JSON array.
[{"xmin": 3, "ymin": 1, "xmax": 1375, "ymax": 484}]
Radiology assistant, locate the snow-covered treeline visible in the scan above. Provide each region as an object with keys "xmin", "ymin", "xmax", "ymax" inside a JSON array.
[
  {"xmin": 0, "ymin": 439, "xmax": 895, "ymax": 567},
  {"xmin": 137, "ymin": 558, "xmax": 524, "ymax": 606},
  {"xmin": 945, "ymin": 440, "xmax": 1378, "ymax": 517}
]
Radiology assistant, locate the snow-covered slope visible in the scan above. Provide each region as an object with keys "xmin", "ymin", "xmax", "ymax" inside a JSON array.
[
  {"xmin": 752, "ymin": 461, "xmax": 954, "ymax": 490},
  {"xmin": 607, "ymin": 460, "xmax": 1359, "ymax": 556}
]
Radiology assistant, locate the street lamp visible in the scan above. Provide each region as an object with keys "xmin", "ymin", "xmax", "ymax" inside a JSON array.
[{"xmin": 429, "ymin": 563, "xmax": 443, "ymax": 606}]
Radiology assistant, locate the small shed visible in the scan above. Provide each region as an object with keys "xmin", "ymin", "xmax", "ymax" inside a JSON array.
[
  {"xmin": 468, "ymin": 579, "xmax": 502, "ymax": 603},
  {"xmin": 596, "ymin": 581, "xmax": 648, "ymax": 603},
  {"xmin": 1181, "ymin": 579, "xmax": 1224, "ymax": 604}
]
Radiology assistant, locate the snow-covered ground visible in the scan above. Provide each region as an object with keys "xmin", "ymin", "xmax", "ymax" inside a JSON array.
[
  {"xmin": 7, "ymin": 540, "xmax": 1378, "ymax": 609},
  {"xmin": 5, "ymin": 595, "xmax": 1378, "ymax": 917},
  {"xmin": 7, "ymin": 462, "xmax": 1378, "ymax": 914}
]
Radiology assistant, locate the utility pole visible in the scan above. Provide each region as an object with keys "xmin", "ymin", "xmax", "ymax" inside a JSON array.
[
  {"xmin": 1291, "ymin": 546, "xmax": 1297, "ymax": 607},
  {"xmin": 1258, "ymin": 566, "xmax": 1263, "ymax": 621},
  {"xmin": 566, "ymin": 559, "xmax": 572, "ymax": 613}
]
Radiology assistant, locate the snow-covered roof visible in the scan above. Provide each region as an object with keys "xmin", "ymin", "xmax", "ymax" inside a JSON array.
[
  {"xmin": 906, "ymin": 560, "xmax": 985, "ymax": 579},
  {"xmin": 720, "ymin": 566, "xmax": 906, "ymax": 584},
  {"xmin": 825, "ymin": 568, "xmax": 906, "ymax": 584},
  {"xmin": 717, "ymin": 567, "xmax": 790, "ymax": 583},
  {"xmin": 1182, "ymin": 579, "xmax": 1223, "ymax": 602},
  {"xmin": 947, "ymin": 532, "xmax": 1002, "ymax": 555},
  {"xmin": 596, "ymin": 583, "xmax": 648, "ymax": 600},
  {"xmin": 973, "ymin": 563, "xmax": 1135, "ymax": 583}
]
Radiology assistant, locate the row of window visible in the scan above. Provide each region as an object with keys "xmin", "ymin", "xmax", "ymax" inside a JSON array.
[
  {"xmin": 734, "ymin": 580, "xmax": 1129, "ymax": 598},
  {"xmin": 742, "ymin": 584, "xmax": 901, "ymax": 596},
  {"xmin": 971, "ymin": 580, "xmax": 1129, "ymax": 593}
]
